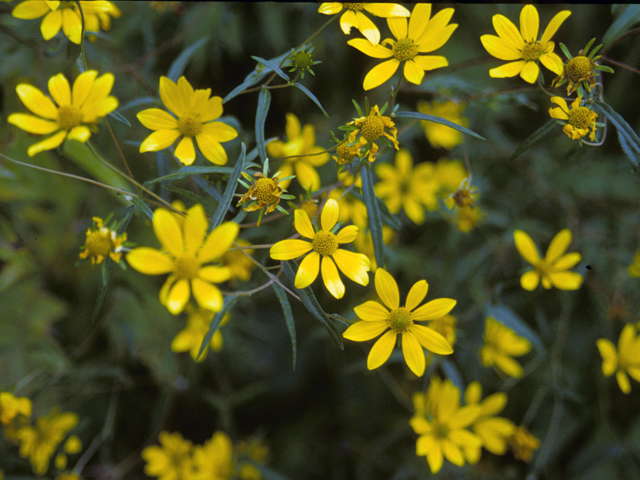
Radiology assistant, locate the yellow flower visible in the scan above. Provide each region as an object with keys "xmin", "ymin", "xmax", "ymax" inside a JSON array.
[
  {"xmin": 270, "ymin": 199, "xmax": 370, "ymax": 299},
  {"xmin": 352, "ymin": 225, "xmax": 395, "ymax": 272},
  {"xmin": 0, "ymin": 392, "xmax": 32, "ymax": 427},
  {"xmin": 8, "ymin": 71, "xmax": 118, "ymax": 157},
  {"xmin": 444, "ymin": 178, "xmax": 484, "ymax": 233},
  {"xmin": 79, "ymin": 216, "xmax": 126, "ymax": 265},
  {"xmin": 55, "ymin": 473, "xmax": 82, "ymax": 480},
  {"xmin": 332, "ymin": 136, "xmax": 366, "ymax": 165},
  {"xmin": 83, "ymin": 1, "xmax": 120, "ymax": 38},
  {"xmin": 548, "ymin": 96, "xmax": 598, "ymax": 141},
  {"xmin": 347, "ymin": 105, "xmax": 399, "ymax": 162},
  {"xmin": 508, "ymin": 426, "xmax": 540, "ymax": 462},
  {"xmin": 317, "ymin": 3, "xmax": 410, "ymax": 44},
  {"xmin": 374, "ymin": 148, "xmax": 435, "ymax": 225},
  {"xmin": 417, "ymin": 100, "xmax": 468, "ymax": 149},
  {"xmin": 126, "ymin": 204, "xmax": 238, "ymax": 315},
  {"xmin": 348, "ymin": 4, "xmax": 457, "ymax": 90},
  {"xmin": 11, "ymin": 1, "xmax": 115, "ymax": 44},
  {"xmin": 343, "ymin": 268, "xmax": 454, "ymax": 376},
  {"xmin": 481, "ymin": 5, "xmax": 571, "ymax": 83},
  {"xmin": 629, "ymin": 251, "xmax": 640, "ymax": 277},
  {"xmin": 138, "ymin": 76, "xmax": 238, "ymax": 166},
  {"xmin": 192, "ymin": 431, "xmax": 233, "ymax": 480},
  {"xmin": 514, "ymin": 228, "xmax": 583, "ymax": 291},
  {"xmin": 453, "ymin": 205, "xmax": 485, "ymax": 233},
  {"xmin": 222, "ymin": 239, "xmax": 255, "ymax": 283},
  {"xmin": 480, "ymin": 316, "xmax": 532, "ymax": 378},
  {"xmin": 410, "ymin": 379, "xmax": 482, "ymax": 473},
  {"xmin": 428, "ymin": 314, "xmax": 456, "ymax": 347},
  {"xmin": 597, "ymin": 323, "xmax": 640, "ymax": 394},
  {"xmin": 142, "ymin": 431, "xmax": 193, "ymax": 480},
  {"xmin": 328, "ymin": 189, "xmax": 368, "ymax": 229},
  {"xmin": 266, "ymin": 113, "xmax": 329, "ymax": 191},
  {"xmin": 171, "ymin": 305, "xmax": 230, "ymax": 362}
]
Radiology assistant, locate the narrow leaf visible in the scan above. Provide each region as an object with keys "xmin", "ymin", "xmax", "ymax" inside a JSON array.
[
  {"xmin": 272, "ymin": 281, "xmax": 297, "ymax": 370},
  {"xmin": 210, "ymin": 143, "xmax": 245, "ymax": 229},
  {"xmin": 167, "ymin": 37, "xmax": 209, "ymax": 82},
  {"xmin": 617, "ymin": 129, "xmax": 640, "ymax": 172},
  {"xmin": 161, "ymin": 185, "xmax": 207, "ymax": 208},
  {"xmin": 509, "ymin": 119, "xmax": 557, "ymax": 162},
  {"xmin": 361, "ymin": 165, "xmax": 385, "ymax": 269},
  {"xmin": 224, "ymin": 50, "xmax": 291, "ymax": 104},
  {"xmin": 91, "ymin": 259, "xmax": 112, "ymax": 323},
  {"xmin": 602, "ymin": 5, "xmax": 640, "ymax": 48},
  {"xmin": 144, "ymin": 166, "xmax": 234, "ymax": 187},
  {"xmin": 441, "ymin": 359, "xmax": 465, "ymax": 395},
  {"xmin": 292, "ymin": 83, "xmax": 329, "ymax": 117},
  {"xmin": 197, "ymin": 296, "xmax": 240, "ymax": 360},
  {"xmin": 108, "ymin": 109, "xmax": 131, "ymax": 127},
  {"xmin": 348, "ymin": 189, "xmax": 402, "ymax": 230},
  {"xmin": 251, "ymin": 56, "xmax": 290, "ymax": 82},
  {"xmin": 131, "ymin": 196, "xmax": 154, "ymax": 220},
  {"xmin": 593, "ymin": 101, "xmax": 640, "ymax": 172},
  {"xmin": 256, "ymin": 88, "xmax": 271, "ymax": 162},
  {"xmin": 394, "ymin": 111, "xmax": 485, "ymax": 141}
]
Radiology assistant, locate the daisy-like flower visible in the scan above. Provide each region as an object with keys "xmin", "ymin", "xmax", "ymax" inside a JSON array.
[
  {"xmin": 514, "ymin": 228, "xmax": 583, "ymax": 290},
  {"xmin": 11, "ymin": 1, "xmax": 115, "ymax": 44},
  {"xmin": 222, "ymin": 239, "xmax": 255, "ymax": 283},
  {"xmin": 83, "ymin": 1, "xmax": 121, "ymax": 39},
  {"xmin": 597, "ymin": 323, "xmax": 640, "ymax": 394},
  {"xmin": 0, "ymin": 392, "xmax": 32, "ymax": 429},
  {"xmin": 126, "ymin": 204, "xmax": 239, "ymax": 315},
  {"xmin": 266, "ymin": 113, "xmax": 329, "ymax": 191},
  {"xmin": 317, "ymin": 3, "xmax": 410, "ymax": 44},
  {"xmin": 8, "ymin": 71, "xmax": 118, "ymax": 157},
  {"xmin": 417, "ymin": 100, "xmax": 468, "ymax": 150},
  {"xmin": 348, "ymin": 4, "xmax": 457, "ymax": 90},
  {"xmin": 342, "ymin": 268, "xmax": 455, "ymax": 376},
  {"xmin": 332, "ymin": 135, "xmax": 367, "ymax": 165},
  {"xmin": 270, "ymin": 199, "xmax": 370, "ymax": 299},
  {"xmin": 552, "ymin": 39, "xmax": 613, "ymax": 96},
  {"xmin": 347, "ymin": 105, "xmax": 399, "ymax": 162},
  {"xmin": 192, "ymin": 431, "xmax": 233, "ymax": 480},
  {"xmin": 79, "ymin": 217, "xmax": 126, "ymax": 265},
  {"xmin": 142, "ymin": 431, "xmax": 193, "ymax": 480},
  {"xmin": 508, "ymin": 426, "xmax": 540, "ymax": 462},
  {"xmin": 410, "ymin": 379, "xmax": 482, "ymax": 474},
  {"xmin": 480, "ymin": 316, "xmax": 532, "ymax": 378},
  {"xmin": 548, "ymin": 96, "xmax": 598, "ymax": 141},
  {"xmin": 171, "ymin": 305, "xmax": 230, "ymax": 362},
  {"xmin": 138, "ymin": 76, "xmax": 238, "ymax": 166},
  {"xmin": 480, "ymin": 5, "xmax": 571, "ymax": 84}
]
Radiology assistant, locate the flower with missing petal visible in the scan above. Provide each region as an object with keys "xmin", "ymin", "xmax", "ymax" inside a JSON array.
[
  {"xmin": 79, "ymin": 217, "xmax": 126, "ymax": 265},
  {"xmin": 126, "ymin": 204, "xmax": 238, "ymax": 315},
  {"xmin": 318, "ymin": 3, "xmax": 410, "ymax": 44},
  {"xmin": 343, "ymin": 268, "xmax": 455, "ymax": 376},
  {"xmin": 270, "ymin": 199, "xmax": 370, "ymax": 299},
  {"xmin": 597, "ymin": 323, "xmax": 640, "ymax": 394},
  {"xmin": 8, "ymin": 71, "xmax": 118, "ymax": 157},
  {"xmin": 138, "ymin": 76, "xmax": 237, "ymax": 166},
  {"xmin": 480, "ymin": 316, "xmax": 531, "ymax": 378},
  {"xmin": 481, "ymin": 5, "xmax": 571, "ymax": 83},
  {"xmin": 171, "ymin": 305, "xmax": 230, "ymax": 362},
  {"xmin": 347, "ymin": 105, "xmax": 398, "ymax": 162},
  {"xmin": 548, "ymin": 96, "xmax": 598, "ymax": 141}
]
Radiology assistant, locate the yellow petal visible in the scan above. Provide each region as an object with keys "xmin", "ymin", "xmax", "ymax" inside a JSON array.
[
  {"xmin": 403, "ymin": 59, "xmax": 425, "ymax": 85},
  {"xmin": 195, "ymin": 134, "xmax": 227, "ymax": 166},
  {"xmin": 26, "ymin": 130, "xmax": 67, "ymax": 156},
  {"xmin": 412, "ymin": 298, "xmax": 456, "ymax": 321},
  {"xmin": 514, "ymin": 230, "xmax": 540, "ymax": 265},
  {"xmin": 354, "ymin": 300, "xmax": 390, "ymax": 322},
  {"xmin": 139, "ymin": 129, "xmax": 181, "ymax": 153},
  {"xmin": 489, "ymin": 60, "xmax": 526, "ymax": 78},
  {"xmin": 15, "ymin": 84, "xmax": 58, "ymax": 119},
  {"xmin": 363, "ymin": 59, "xmax": 400, "ymax": 90},
  {"xmin": 331, "ymin": 249, "xmax": 370, "ymax": 286},
  {"xmin": 294, "ymin": 209, "xmax": 316, "ymax": 239},
  {"xmin": 183, "ymin": 204, "xmax": 207, "ymax": 255},
  {"xmin": 596, "ymin": 338, "xmax": 617, "ymax": 376},
  {"xmin": 540, "ymin": 51, "xmax": 564, "ymax": 75},
  {"xmin": 426, "ymin": 441, "xmax": 443, "ymax": 473},
  {"xmin": 317, "ymin": 3, "xmax": 343, "ymax": 15},
  {"xmin": 294, "ymin": 161, "xmax": 321, "ymax": 191},
  {"xmin": 495, "ymin": 354, "xmax": 524, "ymax": 378},
  {"xmin": 375, "ymin": 268, "xmax": 399, "ymax": 310},
  {"xmin": 407, "ymin": 3, "xmax": 431, "ymax": 39},
  {"xmin": 520, "ymin": 270, "xmax": 540, "ymax": 290},
  {"xmin": 519, "ymin": 5, "xmax": 539, "ymax": 43},
  {"xmin": 540, "ymin": 10, "xmax": 571, "ymax": 45},
  {"xmin": 545, "ymin": 229, "xmax": 571, "ymax": 263},
  {"xmin": 153, "ymin": 208, "xmax": 184, "ymax": 257},
  {"xmin": 442, "ymin": 440, "xmax": 464, "ymax": 466},
  {"xmin": 519, "ymin": 60, "xmax": 540, "ymax": 84},
  {"xmin": 354, "ymin": 11, "xmax": 380, "ymax": 44},
  {"xmin": 363, "ymin": 4, "xmax": 410, "ymax": 18},
  {"xmin": 410, "ymin": 324, "xmax": 453, "ymax": 355},
  {"xmin": 492, "ymin": 14, "xmax": 524, "ymax": 50},
  {"xmin": 321, "ymin": 256, "xmax": 345, "ymax": 299},
  {"xmin": 416, "ymin": 8, "xmax": 456, "ymax": 52},
  {"xmin": 388, "ymin": 16, "xmax": 406, "ymax": 41},
  {"xmin": 12, "ymin": 1, "xmax": 51, "ymax": 19},
  {"xmin": 199, "ymin": 221, "xmax": 239, "ymax": 263},
  {"xmin": 40, "ymin": 9, "xmax": 62, "ymax": 40},
  {"xmin": 406, "ymin": 280, "xmax": 428, "ymax": 311},
  {"xmin": 552, "ymin": 252, "xmax": 581, "ymax": 270},
  {"xmin": 294, "ymin": 251, "xmax": 320, "ymax": 289},
  {"xmin": 48, "ymin": 73, "xmax": 71, "ymax": 106},
  {"xmin": 547, "ymin": 271, "xmax": 583, "ymax": 290},
  {"xmin": 166, "ymin": 279, "xmax": 190, "ymax": 315},
  {"xmin": 321, "ymin": 199, "xmax": 339, "ymax": 231},
  {"xmin": 126, "ymin": 248, "xmax": 174, "ymax": 274},
  {"xmin": 199, "ymin": 121, "xmax": 238, "ymax": 143},
  {"xmin": 343, "ymin": 320, "xmax": 388, "ymax": 341},
  {"xmin": 617, "ymin": 370, "xmax": 631, "ymax": 394},
  {"xmin": 174, "ymin": 136, "xmax": 196, "ymax": 165},
  {"xmin": 412, "ymin": 55, "xmax": 448, "ymax": 72},
  {"xmin": 367, "ymin": 330, "xmax": 396, "ymax": 369},
  {"xmin": 159, "ymin": 76, "xmax": 184, "ymax": 118},
  {"xmin": 336, "ymin": 225, "xmax": 358, "ymax": 244},
  {"xmin": 270, "ymin": 239, "xmax": 312, "ymax": 260},
  {"xmin": 198, "ymin": 95, "xmax": 223, "ymax": 123},
  {"xmin": 7, "ymin": 113, "xmax": 59, "ymax": 134},
  {"xmin": 191, "ymin": 277, "xmax": 223, "ymax": 312},
  {"xmin": 137, "ymin": 108, "xmax": 179, "ymax": 130},
  {"xmin": 347, "ymin": 38, "xmax": 394, "ymax": 59},
  {"xmin": 72, "ymin": 70, "xmax": 98, "ymax": 109},
  {"xmin": 67, "ymin": 125, "xmax": 91, "ymax": 142},
  {"xmin": 481, "ymin": 35, "xmax": 522, "ymax": 61},
  {"xmin": 339, "ymin": 9, "xmax": 358, "ymax": 35},
  {"xmin": 198, "ymin": 266, "xmax": 231, "ymax": 283},
  {"xmin": 285, "ymin": 112, "xmax": 301, "ymax": 141},
  {"xmin": 402, "ymin": 331, "xmax": 426, "ymax": 376}
]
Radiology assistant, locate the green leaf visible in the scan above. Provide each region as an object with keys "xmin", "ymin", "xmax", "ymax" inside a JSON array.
[
  {"xmin": 144, "ymin": 166, "xmax": 235, "ymax": 187},
  {"xmin": 361, "ymin": 164, "xmax": 385, "ymax": 269},
  {"xmin": 282, "ymin": 261, "xmax": 343, "ymax": 349},
  {"xmin": 593, "ymin": 101, "xmax": 640, "ymax": 172},
  {"xmin": 291, "ymin": 82, "xmax": 329, "ymax": 117},
  {"xmin": 130, "ymin": 196, "xmax": 154, "ymax": 220},
  {"xmin": 509, "ymin": 119, "xmax": 557, "ymax": 162},
  {"xmin": 161, "ymin": 185, "xmax": 208, "ymax": 208},
  {"xmin": 485, "ymin": 304, "xmax": 545, "ymax": 355},
  {"xmin": 394, "ymin": 111, "xmax": 485, "ymax": 141},
  {"xmin": 348, "ymin": 188, "xmax": 402, "ymax": 230},
  {"xmin": 223, "ymin": 50, "xmax": 291, "ymax": 104},
  {"xmin": 167, "ymin": 37, "xmax": 210, "ymax": 82},
  {"xmin": 272, "ymin": 281, "xmax": 297, "ymax": 370},
  {"xmin": 210, "ymin": 143, "xmax": 245, "ymax": 229},
  {"xmin": 602, "ymin": 5, "xmax": 640, "ymax": 48},
  {"xmin": 441, "ymin": 359, "xmax": 465, "ymax": 395},
  {"xmin": 251, "ymin": 56, "xmax": 290, "ymax": 82},
  {"xmin": 616, "ymin": 129, "xmax": 640, "ymax": 172},
  {"xmin": 198, "ymin": 296, "xmax": 240, "ymax": 361},
  {"xmin": 108, "ymin": 109, "xmax": 131, "ymax": 127},
  {"xmin": 256, "ymin": 88, "xmax": 271, "ymax": 162}
]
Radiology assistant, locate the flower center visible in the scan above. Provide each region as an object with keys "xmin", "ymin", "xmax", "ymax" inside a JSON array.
[
  {"xmin": 453, "ymin": 188, "xmax": 474, "ymax": 208},
  {"xmin": 393, "ymin": 38, "xmax": 418, "ymax": 62},
  {"xmin": 568, "ymin": 107, "xmax": 592, "ymax": 130},
  {"xmin": 57, "ymin": 105, "xmax": 83, "ymax": 131},
  {"xmin": 344, "ymin": 3, "xmax": 364, "ymax": 11},
  {"xmin": 335, "ymin": 142, "xmax": 360, "ymax": 164},
  {"xmin": 178, "ymin": 114, "xmax": 202, "ymax": 138},
  {"xmin": 253, "ymin": 177, "xmax": 279, "ymax": 206},
  {"xmin": 388, "ymin": 307, "xmax": 412, "ymax": 333},
  {"xmin": 301, "ymin": 200, "xmax": 318, "ymax": 219},
  {"xmin": 290, "ymin": 51, "xmax": 314, "ymax": 70},
  {"xmin": 311, "ymin": 231, "xmax": 338, "ymax": 257},
  {"xmin": 434, "ymin": 421, "xmax": 450, "ymax": 439},
  {"xmin": 566, "ymin": 56, "xmax": 593, "ymax": 82},
  {"xmin": 173, "ymin": 254, "xmax": 201, "ymax": 280},
  {"xmin": 360, "ymin": 114, "xmax": 385, "ymax": 142},
  {"xmin": 521, "ymin": 41, "xmax": 543, "ymax": 62},
  {"xmin": 85, "ymin": 230, "xmax": 112, "ymax": 258}
]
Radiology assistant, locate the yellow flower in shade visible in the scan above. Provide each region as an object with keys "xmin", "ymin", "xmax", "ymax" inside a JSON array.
[
  {"xmin": 508, "ymin": 426, "xmax": 540, "ymax": 462},
  {"xmin": 328, "ymin": 189, "xmax": 368, "ymax": 229},
  {"xmin": 0, "ymin": 392, "xmax": 32, "ymax": 427},
  {"xmin": 55, "ymin": 473, "xmax": 81, "ymax": 480},
  {"xmin": 16, "ymin": 409, "xmax": 79, "ymax": 475},
  {"xmin": 332, "ymin": 136, "xmax": 366, "ymax": 165},
  {"xmin": 417, "ymin": 100, "xmax": 468, "ymax": 149},
  {"xmin": 480, "ymin": 316, "xmax": 532, "ymax": 378},
  {"xmin": 270, "ymin": 199, "xmax": 370, "ymax": 299},
  {"xmin": 7, "ymin": 71, "xmax": 118, "ymax": 157},
  {"xmin": 142, "ymin": 431, "xmax": 193, "ymax": 480},
  {"xmin": 514, "ymin": 228, "xmax": 583, "ymax": 291},
  {"xmin": 171, "ymin": 305, "xmax": 230, "ymax": 362},
  {"xmin": 222, "ymin": 239, "xmax": 255, "ymax": 283},
  {"xmin": 463, "ymin": 382, "xmax": 516, "ymax": 464},
  {"xmin": 375, "ymin": 148, "xmax": 436, "ymax": 225},
  {"xmin": 629, "ymin": 251, "xmax": 640, "ymax": 278},
  {"xmin": 343, "ymin": 268, "xmax": 455, "ymax": 376},
  {"xmin": 54, "ymin": 434, "xmax": 83, "ymax": 470},
  {"xmin": 317, "ymin": 3, "xmax": 410, "ymax": 44},
  {"xmin": 83, "ymin": 1, "xmax": 120, "ymax": 38},
  {"xmin": 192, "ymin": 431, "xmax": 233, "ymax": 480},
  {"xmin": 480, "ymin": 5, "xmax": 571, "ymax": 83},
  {"xmin": 348, "ymin": 4, "xmax": 457, "ymax": 90},
  {"xmin": 444, "ymin": 178, "xmax": 484, "ymax": 233},
  {"xmin": 266, "ymin": 113, "xmax": 329, "ymax": 191},
  {"xmin": 352, "ymin": 225, "xmax": 395, "ymax": 272},
  {"xmin": 548, "ymin": 96, "xmax": 598, "ymax": 141},
  {"xmin": 347, "ymin": 105, "xmax": 399, "ymax": 162},
  {"xmin": 418, "ymin": 158, "xmax": 467, "ymax": 212},
  {"xmin": 126, "ymin": 204, "xmax": 239, "ymax": 315},
  {"xmin": 410, "ymin": 379, "xmax": 482, "ymax": 474},
  {"xmin": 597, "ymin": 323, "xmax": 640, "ymax": 394},
  {"xmin": 11, "ymin": 1, "xmax": 115, "ymax": 44},
  {"xmin": 79, "ymin": 217, "xmax": 126, "ymax": 265},
  {"xmin": 138, "ymin": 76, "xmax": 237, "ymax": 166}
]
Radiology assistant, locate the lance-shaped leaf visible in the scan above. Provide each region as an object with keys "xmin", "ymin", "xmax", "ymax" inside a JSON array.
[
  {"xmin": 252, "ymin": 56, "xmax": 290, "ymax": 82},
  {"xmin": 210, "ymin": 143, "xmax": 245, "ymax": 230},
  {"xmin": 272, "ymin": 280, "xmax": 297, "ymax": 370},
  {"xmin": 256, "ymin": 88, "xmax": 271, "ymax": 162},
  {"xmin": 292, "ymin": 83, "xmax": 329, "ymax": 118},
  {"xmin": 593, "ymin": 101, "xmax": 640, "ymax": 172},
  {"xmin": 602, "ymin": 5, "xmax": 640, "ymax": 48},
  {"xmin": 144, "ymin": 166, "xmax": 234, "ymax": 187},
  {"xmin": 394, "ymin": 111, "xmax": 485, "ymax": 141},
  {"xmin": 224, "ymin": 50, "xmax": 291, "ymax": 104},
  {"xmin": 197, "ymin": 296, "xmax": 240, "ymax": 361},
  {"xmin": 509, "ymin": 119, "xmax": 557, "ymax": 162},
  {"xmin": 167, "ymin": 37, "xmax": 210, "ymax": 82},
  {"xmin": 361, "ymin": 164, "xmax": 385, "ymax": 269}
]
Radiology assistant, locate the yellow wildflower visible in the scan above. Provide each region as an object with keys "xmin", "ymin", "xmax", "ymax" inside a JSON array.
[
  {"xmin": 332, "ymin": 136, "xmax": 366, "ymax": 165},
  {"xmin": 629, "ymin": 251, "xmax": 640, "ymax": 277},
  {"xmin": 417, "ymin": 100, "xmax": 467, "ymax": 149},
  {"xmin": 8, "ymin": 71, "xmax": 118, "ymax": 157},
  {"xmin": 480, "ymin": 316, "xmax": 532, "ymax": 378},
  {"xmin": 328, "ymin": 189, "xmax": 368, "ymax": 229},
  {"xmin": 548, "ymin": 96, "xmax": 598, "ymax": 141},
  {"xmin": 79, "ymin": 217, "xmax": 126, "ymax": 265},
  {"xmin": 508, "ymin": 426, "xmax": 540, "ymax": 462},
  {"xmin": 192, "ymin": 431, "xmax": 233, "ymax": 480},
  {"xmin": 352, "ymin": 226, "xmax": 395, "ymax": 272},
  {"xmin": 138, "ymin": 76, "xmax": 238, "ymax": 166},
  {"xmin": 222, "ymin": 239, "xmax": 255, "ymax": 283},
  {"xmin": 597, "ymin": 323, "xmax": 640, "ymax": 394},
  {"xmin": 343, "ymin": 268, "xmax": 454, "ymax": 376},
  {"xmin": 142, "ymin": 431, "xmax": 193, "ymax": 480},
  {"xmin": 347, "ymin": 105, "xmax": 398, "ymax": 162},
  {"xmin": 171, "ymin": 305, "xmax": 230, "ymax": 362},
  {"xmin": 0, "ymin": 392, "xmax": 32, "ymax": 427},
  {"xmin": 481, "ymin": 5, "xmax": 571, "ymax": 83}
]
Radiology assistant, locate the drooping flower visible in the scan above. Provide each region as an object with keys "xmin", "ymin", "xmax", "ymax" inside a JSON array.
[
  {"xmin": 480, "ymin": 5, "xmax": 571, "ymax": 83},
  {"xmin": 317, "ymin": 3, "xmax": 410, "ymax": 44},
  {"xmin": 508, "ymin": 426, "xmax": 540, "ymax": 462},
  {"xmin": 270, "ymin": 199, "xmax": 370, "ymax": 299},
  {"xmin": 126, "ymin": 204, "xmax": 238, "ymax": 315},
  {"xmin": 347, "ymin": 105, "xmax": 398, "ymax": 162},
  {"xmin": 142, "ymin": 431, "xmax": 193, "ymax": 480},
  {"xmin": 597, "ymin": 323, "xmax": 640, "ymax": 394},
  {"xmin": 79, "ymin": 216, "xmax": 127, "ymax": 265},
  {"xmin": 138, "ymin": 76, "xmax": 238, "ymax": 166},
  {"xmin": 548, "ymin": 96, "xmax": 598, "ymax": 141},
  {"xmin": 417, "ymin": 100, "xmax": 468, "ymax": 149},
  {"xmin": 8, "ymin": 71, "xmax": 118, "ymax": 157},
  {"xmin": 514, "ymin": 228, "xmax": 583, "ymax": 290},
  {"xmin": 332, "ymin": 135, "xmax": 367, "ymax": 165},
  {"xmin": 266, "ymin": 113, "xmax": 329, "ymax": 191},
  {"xmin": 343, "ymin": 268, "xmax": 455, "ymax": 376},
  {"xmin": 348, "ymin": 4, "xmax": 457, "ymax": 90},
  {"xmin": 480, "ymin": 316, "xmax": 532, "ymax": 378},
  {"xmin": 171, "ymin": 305, "xmax": 230, "ymax": 362},
  {"xmin": 191, "ymin": 431, "xmax": 233, "ymax": 480}
]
